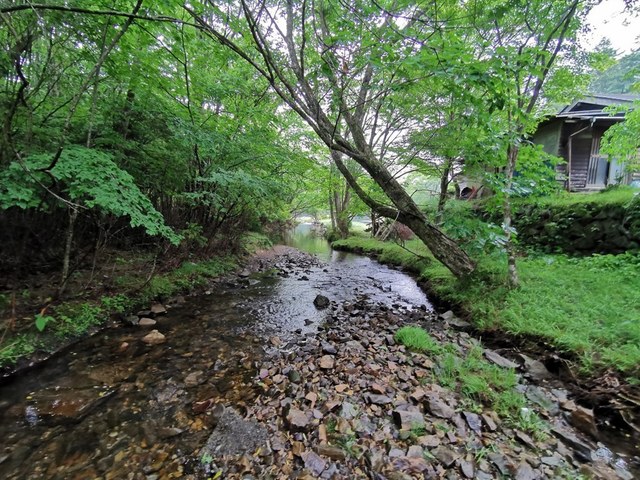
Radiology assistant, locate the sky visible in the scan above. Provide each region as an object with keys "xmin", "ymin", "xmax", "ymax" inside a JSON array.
[{"xmin": 583, "ymin": 0, "xmax": 640, "ymax": 55}]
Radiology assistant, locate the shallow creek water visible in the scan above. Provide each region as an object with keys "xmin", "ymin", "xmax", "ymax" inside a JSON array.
[{"xmin": 0, "ymin": 225, "xmax": 430, "ymax": 479}]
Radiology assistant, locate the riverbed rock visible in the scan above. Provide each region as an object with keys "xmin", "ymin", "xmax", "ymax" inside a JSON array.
[
  {"xmin": 24, "ymin": 387, "xmax": 115, "ymax": 424},
  {"xmin": 393, "ymin": 410, "xmax": 425, "ymax": 430},
  {"xmin": 202, "ymin": 408, "xmax": 268, "ymax": 457},
  {"xmin": 316, "ymin": 445, "xmax": 346, "ymax": 461},
  {"xmin": 313, "ymin": 295, "xmax": 330, "ymax": 309},
  {"xmin": 426, "ymin": 396, "xmax": 455, "ymax": 419},
  {"xmin": 319, "ymin": 355, "xmax": 335, "ymax": 369},
  {"xmin": 301, "ymin": 450, "xmax": 326, "ymax": 476},
  {"xmin": 150, "ymin": 303, "xmax": 167, "ymax": 315},
  {"xmin": 364, "ymin": 393, "xmax": 393, "ymax": 405},
  {"xmin": 142, "ymin": 330, "xmax": 166, "ymax": 345},
  {"xmin": 569, "ymin": 405, "xmax": 598, "ymax": 439},
  {"xmin": 138, "ymin": 318, "xmax": 156, "ymax": 327},
  {"xmin": 286, "ymin": 408, "xmax": 310, "ymax": 432}
]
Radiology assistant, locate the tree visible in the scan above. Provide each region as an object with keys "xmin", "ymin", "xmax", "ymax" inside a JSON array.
[{"xmin": 183, "ymin": 0, "xmax": 476, "ymax": 277}]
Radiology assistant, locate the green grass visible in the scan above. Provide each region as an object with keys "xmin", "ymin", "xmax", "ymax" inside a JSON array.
[
  {"xmin": 333, "ymin": 237, "xmax": 640, "ymax": 379},
  {"xmin": 395, "ymin": 326, "xmax": 443, "ymax": 355},
  {"xmin": 394, "ymin": 325, "xmax": 543, "ymax": 437},
  {"xmin": 519, "ymin": 186, "xmax": 637, "ymax": 207}
]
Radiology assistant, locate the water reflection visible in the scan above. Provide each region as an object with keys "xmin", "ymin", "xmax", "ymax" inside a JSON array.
[{"xmin": 283, "ymin": 222, "xmax": 331, "ymax": 260}]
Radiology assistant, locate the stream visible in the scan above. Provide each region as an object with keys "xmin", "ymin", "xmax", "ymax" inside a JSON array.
[
  {"xmin": 0, "ymin": 223, "xmax": 637, "ymax": 479},
  {"xmin": 0, "ymin": 224, "xmax": 430, "ymax": 479}
]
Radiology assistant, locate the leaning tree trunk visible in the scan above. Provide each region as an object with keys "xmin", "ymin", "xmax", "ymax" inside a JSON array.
[{"xmin": 331, "ymin": 150, "xmax": 476, "ymax": 278}]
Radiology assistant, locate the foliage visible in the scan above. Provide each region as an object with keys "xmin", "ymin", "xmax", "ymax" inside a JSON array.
[
  {"xmin": 601, "ymin": 101, "xmax": 640, "ymax": 172},
  {"xmin": 334, "ymin": 236, "xmax": 640, "ymax": 379},
  {"xmin": 34, "ymin": 313, "xmax": 55, "ymax": 332},
  {"xmin": 101, "ymin": 294, "xmax": 133, "ymax": 314},
  {"xmin": 591, "ymin": 49, "xmax": 640, "ymax": 94},
  {"xmin": 0, "ymin": 146, "xmax": 180, "ymax": 243}
]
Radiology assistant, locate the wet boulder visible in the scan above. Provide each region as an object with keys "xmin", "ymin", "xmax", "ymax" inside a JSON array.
[{"xmin": 313, "ymin": 295, "xmax": 330, "ymax": 309}]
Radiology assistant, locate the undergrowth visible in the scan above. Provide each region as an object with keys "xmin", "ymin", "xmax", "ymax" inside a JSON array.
[
  {"xmin": 395, "ymin": 326, "xmax": 547, "ymax": 439},
  {"xmin": 334, "ymin": 237, "xmax": 640, "ymax": 379},
  {"xmin": 0, "ymin": 232, "xmax": 270, "ymax": 368}
]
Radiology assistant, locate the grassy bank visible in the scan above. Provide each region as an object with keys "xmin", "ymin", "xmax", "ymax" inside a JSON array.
[
  {"xmin": 0, "ymin": 232, "xmax": 272, "ymax": 368},
  {"xmin": 332, "ymin": 237, "xmax": 640, "ymax": 380}
]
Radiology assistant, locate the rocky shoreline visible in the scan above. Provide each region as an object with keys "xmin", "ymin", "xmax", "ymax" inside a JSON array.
[{"xmin": 192, "ymin": 249, "xmax": 636, "ymax": 479}]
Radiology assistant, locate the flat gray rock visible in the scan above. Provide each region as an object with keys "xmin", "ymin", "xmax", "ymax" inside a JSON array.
[{"xmin": 202, "ymin": 408, "xmax": 268, "ymax": 457}]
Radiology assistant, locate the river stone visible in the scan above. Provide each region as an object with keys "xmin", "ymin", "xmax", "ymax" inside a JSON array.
[
  {"xmin": 288, "ymin": 370, "xmax": 302, "ymax": 383},
  {"xmin": 313, "ymin": 295, "xmax": 330, "ymax": 309},
  {"xmin": 484, "ymin": 349, "xmax": 518, "ymax": 369},
  {"xmin": 184, "ymin": 371, "xmax": 204, "ymax": 387},
  {"xmin": 142, "ymin": 329, "xmax": 166, "ymax": 345},
  {"xmin": 340, "ymin": 401, "xmax": 357, "ymax": 419},
  {"xmin": 364, "ymin": 393, "xmax": 393, "ymax": 405},
  {"xmin": 569, "ymin": 405, "xmax": 598, "ymax": 439},
  {"xmin": 319, "ymin": 355, "xmax": 335, "ymax": 369},
  {"xmin": 426, "ymin": 396, "xmax": 455, "ymax": 419},
  {"xmin": 39, "ymin": 388, "xmax": 114, "ymax": 425},
  {"xmin": 138, "ymin": 318, "xmax": 156, "ymax": 327},
  {"xmin": 301, "ymin": 451, "xmax": 327, "ymax": 476},
  {"xmin": 321, "ymin": 342, "xmax": 337, "ymax": 355},
  {"xmin": 202, "ymin": 408, "xmax": 268, "ymax": 457},
  {"xmin": 150, "ymin": 303, "xmax": 167, "ymax": 315},
  {"xmin": 316, "ymin": 445, "xmax": 346, "ymax": 461},
  {"xmin": 432, "ymin": 446, "xmax": 458, "ymax": 467},
  {"xmin": 393, "ymin": 410, "xmax": 425, "ymax": 430},
  {"xmin": 286, "ymin": 408, "xmax": 310, "ymax": 432}
]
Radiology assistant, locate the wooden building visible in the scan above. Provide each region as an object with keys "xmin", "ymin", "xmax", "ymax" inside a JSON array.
[{"xmin": 532, "ymin": 94, "xmax": 640, "ymax": 191}]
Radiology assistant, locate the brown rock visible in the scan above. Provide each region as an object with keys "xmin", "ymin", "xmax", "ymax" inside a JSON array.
[
  {"xmin": 481, "ymin": 413, "xmax": 498, "ymax": 431},
  {"xmin": 150, "ymin": 303, "xmax": 167, "ymax": 315},
  {"xmin": 370, "ymin": 383, "xmax": 386, "ymax": 394},
  {"xmin": 305, "ymin": 392, "xmax": 318, "ymax": 407},
  {"xmin": 319, "ymin": 355, "xmax": 335, "ymax": 369},
  {"xmin": 292, "ymin": 441, "xmax": 305, "ymax": 456},
  {"xmin": 432, "ymin": 446, "xmax": 458, "ymax": 467},
  {"xmin": 393, "ymin": 410, "xmax": 425, "ymax": 430},
  {"xmin": 316, "ymin": 445, "xmax": 346, "ymax": 460},
  {"xmin": 426, "ymin": 396, "xmax": 455, "ymax": 419},
  {"xmin": 569, "ymin": 406, "xmax": 598, "ymax": 439},
  {"xmin": 418, "ymin": 435, "xmax": 441, "ymax": 448},
  {"xmin": 142, "ymin": 329, "xmax": 166, "ymax": 345},
  {"xmin": 286, "ymin": 408, "xmax": 310, "ymax": 432},
  {"xmin": 138, "ymin": 318, "xmax": 157, "ymax": 327}
]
